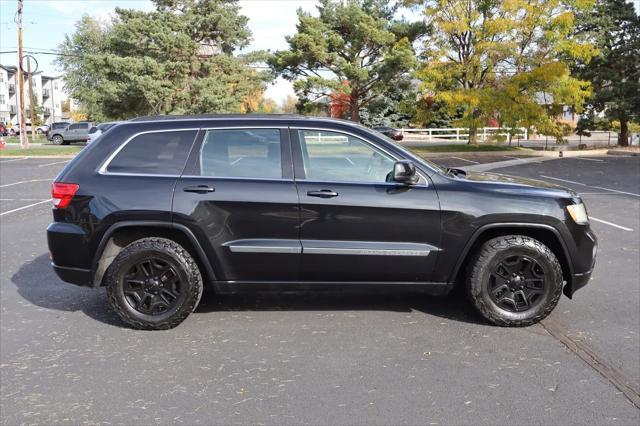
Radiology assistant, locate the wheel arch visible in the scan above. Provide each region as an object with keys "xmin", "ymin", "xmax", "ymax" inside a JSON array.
[
  {"xmin": 450, "ymin": 223, "xmax": 574, "ymax": 295},
  {"xmin": 91, "ymin": 221, "xmax": 216, "ymax": 288}
]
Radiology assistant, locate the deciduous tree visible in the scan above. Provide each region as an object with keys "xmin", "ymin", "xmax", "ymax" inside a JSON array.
[{"xmin": 415, "ymin": 0, "xmax": 596, "ymax": 143}]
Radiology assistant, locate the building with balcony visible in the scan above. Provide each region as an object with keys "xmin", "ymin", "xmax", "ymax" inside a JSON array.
[{"xmin": 0, "ymin": 64, "xmax": 70, "ymax": 126}]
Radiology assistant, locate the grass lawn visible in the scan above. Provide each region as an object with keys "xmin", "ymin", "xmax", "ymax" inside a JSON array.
[
  {"xmin": 0, "ymin": 145, "xmax": 83, "ymax": 157},
  {"xmin": 2, "ymin": 135, "xmax": 44, "ymax": 145},
  {"xmin": 408, "ymin": 144, "xmax": 528, "ymax": 153}
]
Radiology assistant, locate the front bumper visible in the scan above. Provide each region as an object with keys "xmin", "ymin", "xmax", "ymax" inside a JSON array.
[{"xmin": 563, "ymin": 227, "xmax": 597, "ymax": 298}]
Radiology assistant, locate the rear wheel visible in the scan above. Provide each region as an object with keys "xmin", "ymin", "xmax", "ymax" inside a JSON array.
[
  {"xmin": 105, "ymin": 237, "xmax": 203, "ymax": 330},
  {"xmin": 466, "ymin": 235, "xmax": 563, "ymax": 327}
]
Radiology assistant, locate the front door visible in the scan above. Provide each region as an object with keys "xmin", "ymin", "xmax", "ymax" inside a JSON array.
[
  {"xmin": 173, "ymin": 127, "xmax": 300, "ymax": 282},
  {"xmin": 291, "ymin": 129, "xmax": 441, "ymax": 283}
]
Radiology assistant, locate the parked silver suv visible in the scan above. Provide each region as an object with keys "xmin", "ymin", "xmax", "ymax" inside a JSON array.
[{"xmin": 48, "ymin": 122, "xmax": 92, "ymax": 145}]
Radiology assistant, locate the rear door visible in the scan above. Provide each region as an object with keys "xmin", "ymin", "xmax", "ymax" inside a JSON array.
[
  {"xmin": 173, "ymin": 126, "xmax": 300, "ymax": 282},
  {"xmin": 291, "ymin": 128, "xmax": 441, "ymax": 283}
]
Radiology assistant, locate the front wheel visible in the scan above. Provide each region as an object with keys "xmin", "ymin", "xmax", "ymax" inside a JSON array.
[
  {"xmin": 466, "ymin": 235, "xmax": 563, "ymax": 327},
  {"xmin": 105, "ymin": 237, "xmax": 203, "ymax": 330},
  {"xmin": 51, "ymin": 135, "xmax": 64, "ymax": 145}
]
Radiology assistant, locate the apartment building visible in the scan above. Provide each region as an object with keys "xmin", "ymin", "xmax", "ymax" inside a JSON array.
[{"xmin": 0, "ymin": 64, "xmax": 69, "ymax": 126}]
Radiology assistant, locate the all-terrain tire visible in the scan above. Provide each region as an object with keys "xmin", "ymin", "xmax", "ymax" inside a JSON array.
[
  {"xmin": 466, "ymin": 235, "xmax": 563, "ymax": 327},
  {"xmin": 105, "ymin": 237, "xmax": 203, "ymax": 330}
]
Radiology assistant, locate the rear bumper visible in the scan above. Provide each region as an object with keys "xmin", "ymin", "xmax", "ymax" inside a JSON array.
[{"xmin": 52, "ymin": 263, "xmax": 93, "ymax": 287}]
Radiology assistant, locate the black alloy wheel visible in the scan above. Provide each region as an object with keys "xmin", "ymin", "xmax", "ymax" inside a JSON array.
[
  {"xmin": 122, "ymin": 257, "xmax": 184, "ymax": 316},
  {"xmin": 488, "ymin": 255, "xmax": 547, "ymax": 313},
  {"xmin": 466, "ymin": 235, "xmax": 563, "ymax": 327},
  {"xmin": 105, "ymin": 237, "xmax": 203, "ymax": 330}
]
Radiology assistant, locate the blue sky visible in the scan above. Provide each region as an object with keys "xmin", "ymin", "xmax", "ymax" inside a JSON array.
[{"xmin": 0, "ymin": 0, "xmax": 319, "ymax": 102}]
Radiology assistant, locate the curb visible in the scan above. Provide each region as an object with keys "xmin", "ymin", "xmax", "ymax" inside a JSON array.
[{"xmin": 607, "ymin": 149, "xmax": 640, "ymax": 156}]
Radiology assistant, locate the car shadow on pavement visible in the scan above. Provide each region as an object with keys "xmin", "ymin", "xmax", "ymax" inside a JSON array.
[
  {"xmin": 12, "ymin": 253, "xmax": 488, "ymax": 328},
  {"xmin": 11, "ymin": 253, "xmax": 124, "ymax": 327},
  {"xmin": 196, "ymin": 289, "xmax": 489, "ymax": 326}
]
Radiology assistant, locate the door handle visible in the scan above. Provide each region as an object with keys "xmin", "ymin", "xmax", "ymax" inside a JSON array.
[
  {"xmin": 183, "ymin": 185, "xmax": 215, "ymax": 194},
  {"xmin": 307, "ymin": 189, "xmax": 338, "ymax": 198}
]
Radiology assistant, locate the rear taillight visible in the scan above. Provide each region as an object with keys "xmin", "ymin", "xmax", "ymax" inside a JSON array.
[{"xmin": 51, "ymin": 182, "xmax": 79, "ymax": 209}]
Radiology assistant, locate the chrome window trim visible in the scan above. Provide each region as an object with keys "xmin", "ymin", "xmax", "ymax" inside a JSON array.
[
  {"xmin": 98, "ymin": 128, "xmax": 200, "ymax": 175},
  {"xmin": 181, "ymin": 175, "xmax": 293, "ymax": 183},
  {"xmin": 291, "ymin": 127, "xmax": 428, "ymax": 186}
]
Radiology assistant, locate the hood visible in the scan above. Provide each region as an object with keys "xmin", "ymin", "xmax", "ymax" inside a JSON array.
[{"xmin": 454, "ymin": 170, "xmax": 579, "ymax": 197}]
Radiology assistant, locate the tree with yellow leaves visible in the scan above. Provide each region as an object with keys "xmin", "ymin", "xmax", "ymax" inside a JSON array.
[{"xmin": 415, "ymin": 0, "xmax": 597, "ymax": 143}]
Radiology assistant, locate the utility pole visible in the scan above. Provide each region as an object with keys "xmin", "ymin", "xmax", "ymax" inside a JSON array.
[
  {"xmin": 26, "ymin": 57, "xmax": 37, "ymax": 140},
  {"xmin": 16, "ymin": 0, "xmax": 28, "ymax": 148}
]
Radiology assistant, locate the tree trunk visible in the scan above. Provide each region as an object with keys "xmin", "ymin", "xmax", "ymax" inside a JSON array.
[
  {"xmin": 468, "ymin": 128, "xmax": 478, "ymax": 145},
  {"xmin": 349, "ymin": 90, "xmax": 360, "ymax": 123},
  {"xmin": 619, "ymin": 120, "xmax": 629, "ymax": 147}
]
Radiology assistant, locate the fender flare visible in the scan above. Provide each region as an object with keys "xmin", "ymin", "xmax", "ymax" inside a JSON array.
[
  {"xmin": 91, "ymin": 220, "xmax": 216, "ymax": 286},
  {"xmin": 449, "ymin": 222, "xmax": 575, "ymax": 284}
]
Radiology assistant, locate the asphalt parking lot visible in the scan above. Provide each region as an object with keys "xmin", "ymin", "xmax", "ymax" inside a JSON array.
[{"xmin": 1, "ymin": 155, "xmax": 639, "ymax": 425}]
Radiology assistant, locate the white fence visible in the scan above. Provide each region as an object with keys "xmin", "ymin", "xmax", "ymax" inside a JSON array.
[{"xmin": 399, "ymin": 127, "xmax": 528, "ymax": 142}]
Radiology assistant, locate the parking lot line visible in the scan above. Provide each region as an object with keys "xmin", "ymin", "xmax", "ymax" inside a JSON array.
[
  {"xmin": 0, "ymin": 157, "xmax": 30, "ymax": 163},
  {"xmin": 450, "ymin": 156, "xmax": 479, "ymax": 164},
  {"xmin": 540, "ymin": 175, "xmax": 640, "ymax": 197},
  {"xmin": 0, "ymin": 199, "xmax": 51, "ymax": 216},
  {"xmin": 37, "ymin": 160, "xmax": 70, "ymax": 168},
  {"xmin": 590, "ymin": 217, "xmax": 634, "ymax": 232},
  {"xmin": 0, "ymin": 178, "xmax": 52, "ymax": 188},
  {"xmin": 573, "ymin": 157, "xmax": 605, "ymax": 162}
]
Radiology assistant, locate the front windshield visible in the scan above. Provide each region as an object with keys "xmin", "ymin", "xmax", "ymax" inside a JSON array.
[{"xmin": 360, "ymin": 125, "xmax": 447, "ymax": 174}]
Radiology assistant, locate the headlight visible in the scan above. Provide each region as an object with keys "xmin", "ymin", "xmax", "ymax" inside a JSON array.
[{"xmin": 567, "ymin": 203, "xmax": 589, "ymax": 225}]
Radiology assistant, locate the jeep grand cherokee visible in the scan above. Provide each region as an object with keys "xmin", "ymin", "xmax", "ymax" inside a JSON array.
[{"xmin": 47, "ymin": 115, "xmax": 597, "ymax": 329}]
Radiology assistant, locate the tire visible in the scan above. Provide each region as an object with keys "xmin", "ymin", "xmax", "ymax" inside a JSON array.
[
  {"xmin": 105, "ymin": 237, "xmax": 203, "ymax": 330},
  {"xmin": 466, "ymin": 235, "xmax": 563, "ymax": 327},
  {"xmin": 37, "ymin": 129, "xmax": 43, "ymax": 135},
  {"xmin": 51, "ymin": 134, "xmax": 64, "ymax": 145}
]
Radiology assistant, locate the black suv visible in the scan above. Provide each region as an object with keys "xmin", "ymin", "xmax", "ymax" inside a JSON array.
[{"xmin": 47, "ymin": 115, "xmax": 597, "ymax": 329}]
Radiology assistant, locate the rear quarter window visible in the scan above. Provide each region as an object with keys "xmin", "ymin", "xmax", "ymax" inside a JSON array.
[{"xmin": 105, "ymin": 130, "xmax": 197, "ymax": 175}]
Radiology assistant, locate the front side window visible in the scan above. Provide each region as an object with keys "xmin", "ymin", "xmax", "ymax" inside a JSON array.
[
  {"xmin": 197, "ymin": 129, "xmax": 282, "ymax": 179},
  {"xmin": 297, "ymin": 130, "xmax": 395, "ymax": 183},
  {"xmin": 106, "ymin": 130, "xmax": 197, "ymax": 175}
]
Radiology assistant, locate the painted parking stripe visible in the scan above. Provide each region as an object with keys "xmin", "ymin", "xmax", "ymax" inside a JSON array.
[
  {"xmin": 0, "ymin": 199, "xmax": 51, "ymax": 216},
  {"xmin": 540, "ymin": 175, "xmax": 640, "ymax": 197},
  {"xmin": 0, "ymin": 157, "xmax": 29, "ymax": 163},
  {"xmin": 590, "ymin": 217, "xmax": 634, "ymax": 232},
  {"xmin": 572, "ymin": 157, "xmax": 605, "ymax": 162},
  {"xmin": 37, "ymin": 160, "xmax": 70, "ymax": 168},
  {"xmin": 0, "ymin": 178, "xmax": 52, "ymax": 188},
  {"xmin": 450, "ymin": 156, "xmax": 479, "ymax": 164}
]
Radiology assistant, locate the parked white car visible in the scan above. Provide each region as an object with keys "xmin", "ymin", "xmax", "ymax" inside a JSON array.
[
  {"xmin": 9, "ymin": 123, "xmax": 49, "ymax": 135},
  {"xmin": 87, "ymin": 121, "xmax": 123, "ymax": 143}
]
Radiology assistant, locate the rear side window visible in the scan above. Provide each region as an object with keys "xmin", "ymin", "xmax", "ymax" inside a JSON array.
[
  {"xmin": 196, "ymin": 129, "xmax": 282, "ymax": 179},
  {"xmin": 106, "ymin": 130, "xmax": 197, "ymax": 175}
]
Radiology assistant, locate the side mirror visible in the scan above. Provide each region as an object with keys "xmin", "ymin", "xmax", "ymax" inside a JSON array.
[{"xmin": 392, "ymin": 160, "xmax": 419, "ymax": 185}]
